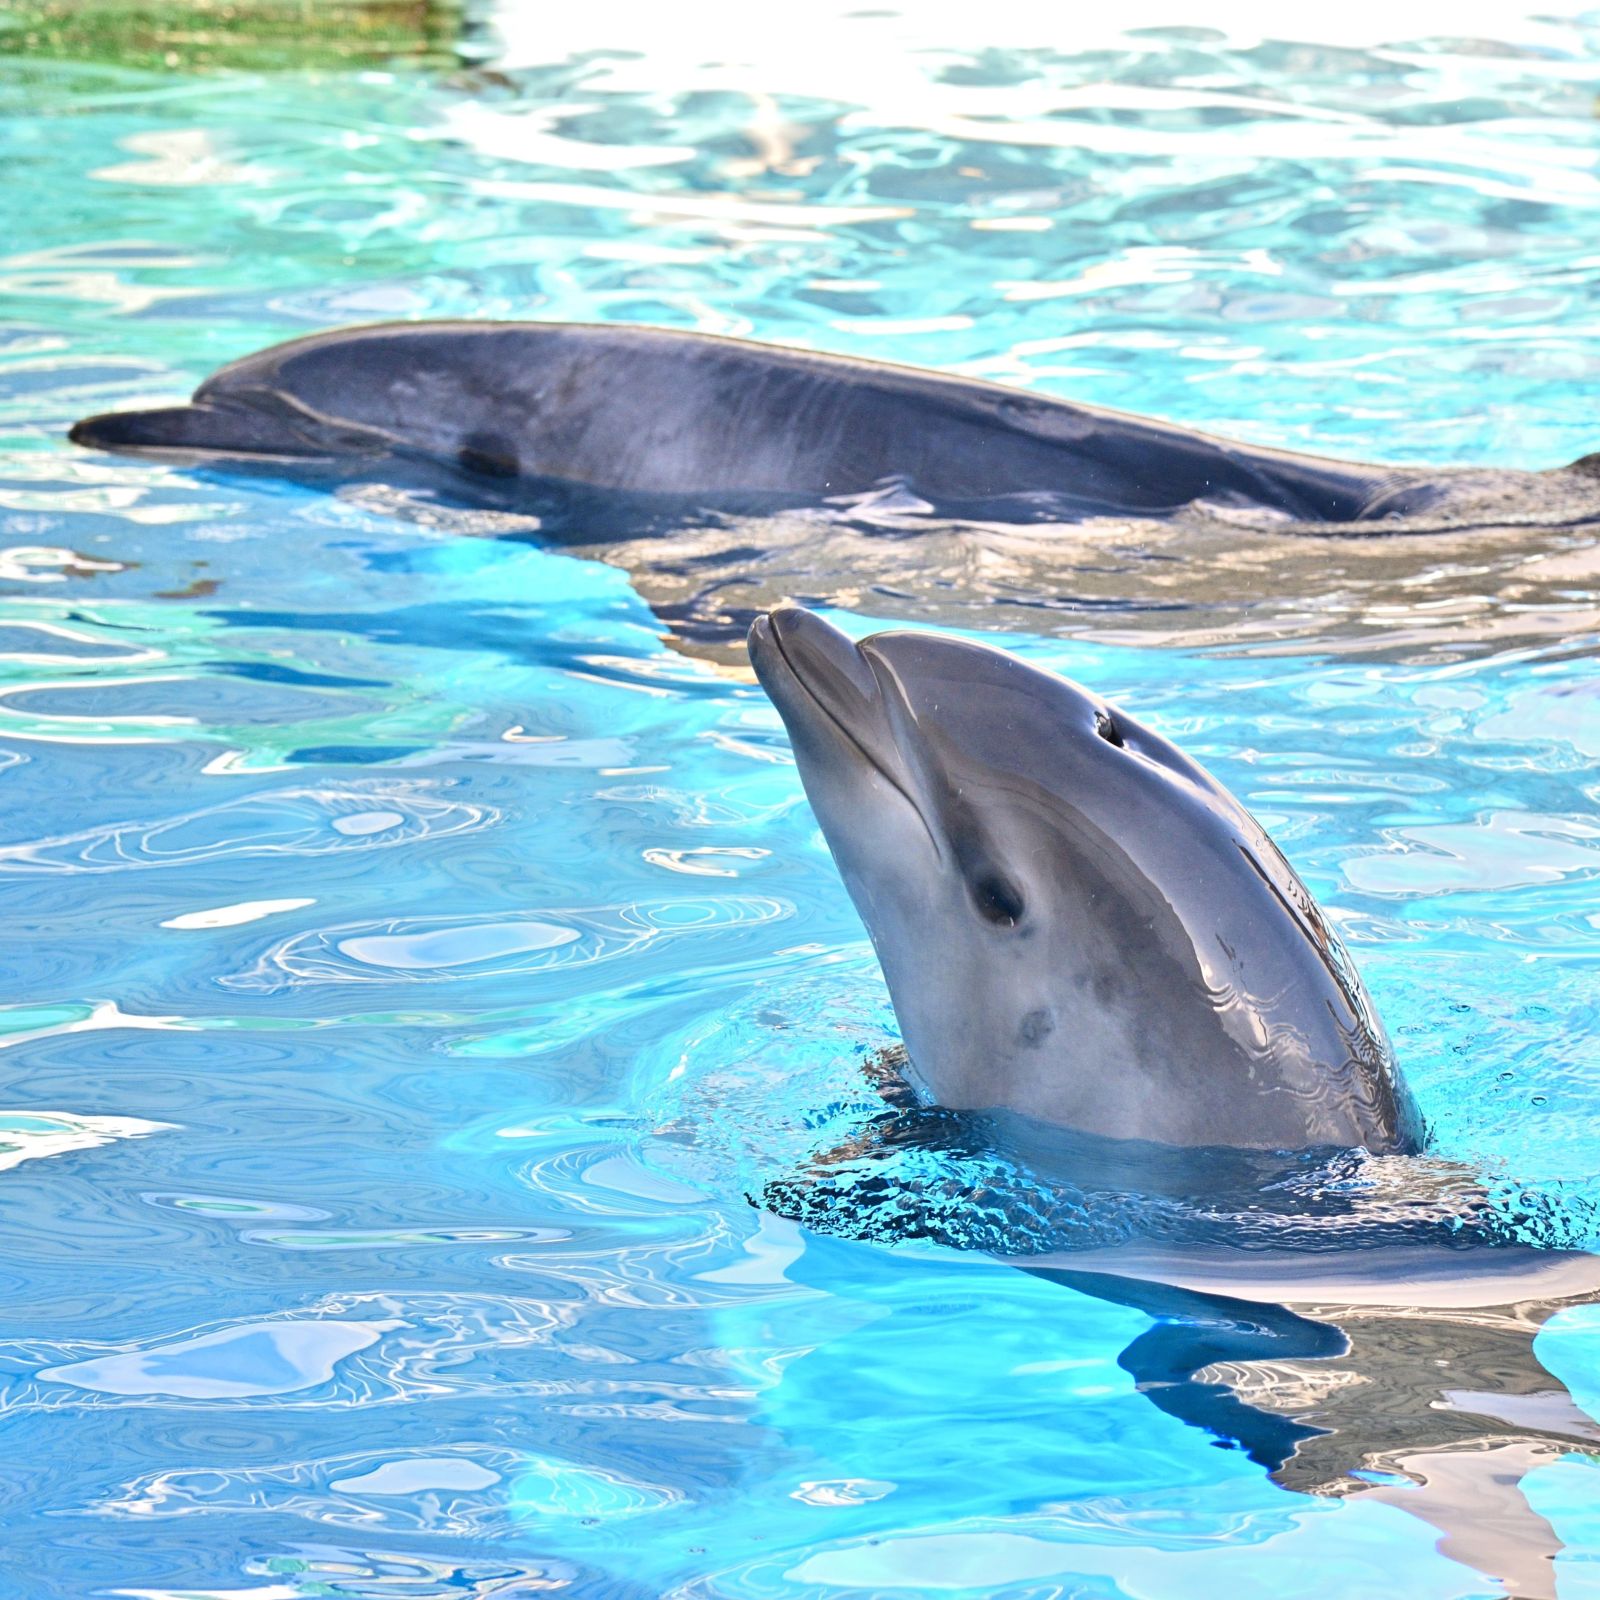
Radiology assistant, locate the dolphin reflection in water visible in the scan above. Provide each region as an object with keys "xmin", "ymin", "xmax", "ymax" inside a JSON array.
[{"xmin": 749, "ymin": 605, "xmax": 1600, "ymax": 1600}]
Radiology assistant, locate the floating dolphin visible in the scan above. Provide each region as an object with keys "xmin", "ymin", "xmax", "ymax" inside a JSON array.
[
  {"xmin": 68, "ymin": 321, "xmax": 1600, "ymax": 660},
  {"xmin": 68, "ymin": 319, "xmax": 1600, "ymax": 524},
  {"xmin": 62, "ymin": 319, "xmax": 1448, "ymax": 515}
]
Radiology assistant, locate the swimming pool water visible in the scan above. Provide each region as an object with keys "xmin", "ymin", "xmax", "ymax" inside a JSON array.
[{"xmin": 0, "ymin": 4, "xmax": 1598, "ymax": 1596}]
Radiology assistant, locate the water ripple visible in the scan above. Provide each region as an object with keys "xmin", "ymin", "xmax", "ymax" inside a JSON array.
[
  {"xmin": 1, "ymin": 1287, "xmax": 761, "ymax": 1415},
  {"xmin": 98, "ymin": 1446, "xmax": 524, "ymax": 1535},
  {"xmin": 221, "ymin": 898, "xmax": 792, "ymax": 992},
  {"xmin": 0, "ymin": 783, "xmax": 497, "ymax": 873},
  {"xmin": 39, "ymin": 1317, "xmax": 404, "ymax": 1400},
  {"xmin": 0, "ymin": 1108, "xmax": 174, "ymax": 1173}
]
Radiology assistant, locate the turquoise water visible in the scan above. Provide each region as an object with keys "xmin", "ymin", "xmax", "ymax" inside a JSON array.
[{"xmin": 2, "ymin": 5, "xmax": 1600, "ymax": 1596}]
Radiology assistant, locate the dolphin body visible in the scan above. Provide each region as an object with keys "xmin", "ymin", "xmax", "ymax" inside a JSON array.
[
  {"xmin": 67, "ymin": 321, "xmax": 1600, "ymax": 662},
  {"xmin": 68, "ymin": 319, "xmax": 1600, "ymax": 525},
  {"xmin": 69, "ymin": 319, "xmax": 1456, "ymax": 518},
  {"xmin": 747, "ymin": 604, "xmax": 1600, "ymax": 1597}
]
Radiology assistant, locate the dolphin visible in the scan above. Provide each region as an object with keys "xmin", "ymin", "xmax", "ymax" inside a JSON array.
[
  {"xmin": 747, "ymin": 601, "xmax": 1421, "ymax": 1152},
  {"xmin": 65, "ymin": 319, "xmax": 1446, "ymax": 517},
  {"xmin": 745, "ymin": 603, "xmax": 1600, "ymax": 1597},
  {"xmin": 69, "ymin": 319, "xmax": 1600, "ymax": 525},
  {"xmin": 68, "ymin": 322, "xmax": 1600, "ymax": 661}
]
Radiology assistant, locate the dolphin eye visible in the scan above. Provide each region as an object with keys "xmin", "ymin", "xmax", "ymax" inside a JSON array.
[
  {"xmin": 1094, "ymin": 710, "xmax": 1125, "ymax": 748},
  {"xmin": 971, "ymin": 871, "xmax": 1026, "ymax": 928},
  {"xmin": 457, "ymin": 431, "xmax": 520, "ymax": 478}
]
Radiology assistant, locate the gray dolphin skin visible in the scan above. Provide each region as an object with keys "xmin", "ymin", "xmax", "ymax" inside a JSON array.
[
  {"xmin": 67, "ymin": 319, "xmax": 1600, "ymax": 524},
  {"xmin": 748, "ymin": 603, "xmax": 1421, "ymax": 1152}
]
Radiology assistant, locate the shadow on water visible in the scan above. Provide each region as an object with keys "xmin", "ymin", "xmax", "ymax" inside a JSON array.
[{"xmin": 1025, "ymin": 1270, "xmax": 1600, "ymax": 1600}]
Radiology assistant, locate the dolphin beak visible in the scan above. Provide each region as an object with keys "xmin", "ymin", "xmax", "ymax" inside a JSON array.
[
  {"xmin": 70, "ymin": 402, "xmax": 267, "ymax": 459},
  {"xmin": 69, "ymin": 398, "xmax": 341, "ymax": 463},
  {"xmin": 750, "ymin": 605, "xmax": 879, "ymax": 707},
  {"xmin": 750, "ymin": 605, "xmax": 939, "ymax": 849},
  {"xmin": 70, "ymin": 405, "xmax": 211, "ymax": 456}
]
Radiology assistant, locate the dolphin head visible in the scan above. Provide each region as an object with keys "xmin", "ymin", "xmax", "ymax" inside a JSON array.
[
  {"xmin": 68, "ymin": 323, "xmax": 549, "ymax": 475},
  {"xmin": 749, "ymin": 604, "xmax": 1422, "ymax": 1154}
]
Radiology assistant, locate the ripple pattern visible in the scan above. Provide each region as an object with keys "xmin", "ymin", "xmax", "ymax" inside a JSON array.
[
  {"xmin": 0, "ymin": 783, "xmax": 499, "ymax": 873},
  {"xmin": 221, "ymin": 897, "xmax": 791, "ymax": 991}
]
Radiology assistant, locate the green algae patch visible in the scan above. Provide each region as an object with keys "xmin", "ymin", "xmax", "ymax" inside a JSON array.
[{"xmin": 0, "ymin": 0, "xmax": 469, "ymax": 72}]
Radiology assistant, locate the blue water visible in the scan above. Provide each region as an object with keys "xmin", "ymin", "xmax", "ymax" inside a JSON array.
[{"xmin": 2, "ymin": 5, "xmax": 1599, "ymax": 1596}]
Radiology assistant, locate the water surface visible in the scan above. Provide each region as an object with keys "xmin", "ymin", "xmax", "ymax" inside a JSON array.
[{"xmin": 1, "ymin": 5, "xmax": 1598, "ymax": 1597}]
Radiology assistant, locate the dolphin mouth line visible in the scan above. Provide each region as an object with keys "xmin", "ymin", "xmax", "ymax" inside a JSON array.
[{"xmin": 757, "ymin": 613, "xmax": 942, "ymax": 857}]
